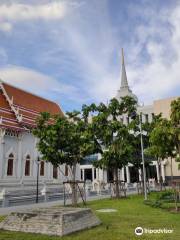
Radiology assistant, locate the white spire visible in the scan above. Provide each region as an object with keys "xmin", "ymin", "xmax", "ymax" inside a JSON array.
[
  {"xmin": 116, "ymin": 48, "xmax": 138, "ymax": 102},
  {"xmin": 120, "ymin": 48, "xmax": 128, "ymax": 89}
]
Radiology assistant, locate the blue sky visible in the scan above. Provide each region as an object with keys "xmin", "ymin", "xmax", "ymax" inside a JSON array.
[{"xmin": 0, "ymin": 0, "xmax": 179, "ymax": 112}]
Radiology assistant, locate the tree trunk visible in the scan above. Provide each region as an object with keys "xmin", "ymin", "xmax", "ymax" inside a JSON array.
[
  {"xmin": 170, "ymin": 157, "xmax": 173, "ymax": 184},
  {"xmin": 114, "ymin": 168, "xmax": 120, "ymax": 198},
  {"xmin": 71, "ymin": 162, "xmax": 77, "ymax": 206},
  {"xmin": 158, "ymin": 158, "xmax": 163, "ymax": 191}
]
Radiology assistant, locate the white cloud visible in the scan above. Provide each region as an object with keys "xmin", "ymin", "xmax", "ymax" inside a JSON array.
[
  {"xmin": 0, "ymin": 1, "xmax": 179, "ymax": 108},
  {"xmin": 0, "ymin": 48, "xmax": 8, "ymax": 64},
  {"xmin": 54, "ymin": 1, "xmax": 179, "ymax": 105},
  {"xmin": 46, "ymin": 1, "xmax": 120, "ymax": 103},
  {"xmin": 126, "ymin": 4, "xmax": 180, "ymax": 104},
  {"xmin": 0, "ymin": 22, "xmax": 12, "ymax": 32},
  {"xmin": 0, "ymin": 2, "xmax": 66, "ymax": 21},
  {"xmin": 0, "ymin": 65, "xmax": 79, "ymax": 102},
  {"xmin": 0, "ymin": 1, "xmax": 66, "ymax": 32}
]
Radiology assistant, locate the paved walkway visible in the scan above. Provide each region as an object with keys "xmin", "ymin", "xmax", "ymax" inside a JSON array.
[{"xmin": 0, "ymin": 190, "xmax": 138, "ymax": 215}]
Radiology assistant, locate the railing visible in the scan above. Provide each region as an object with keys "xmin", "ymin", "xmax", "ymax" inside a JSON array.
[
  {"xmin": 0, "ymin": 185, "xmax": 65, "ymax": 207},
  {"xmin": 0, "ymin": 181, "xmax": 159, "ymax": 208}
]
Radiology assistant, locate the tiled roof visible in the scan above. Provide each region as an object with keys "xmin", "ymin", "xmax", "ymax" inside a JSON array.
[
  {"xmin": 3, "ymin": 83, "xmax": 63, "ymax": 115},
  {"xmin": 0, "ymin": 82, "xmax": 64, "ymax": 132}
]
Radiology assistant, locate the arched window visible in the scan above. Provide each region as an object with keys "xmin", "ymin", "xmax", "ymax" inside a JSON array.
[
  {"xmin": 40, "ymin": 161, "xmax": 45, "ymax": 176},
  {"xmin": 25, "ymin": 155, "xmax": 31, "ymax": 176},
  {"xmin": 53, "ymin": 166, "xmax": 58, "ymax": 179},
  {"xmin": 7, "ymin": 153, "xmax": 14, "ymax": 176}
]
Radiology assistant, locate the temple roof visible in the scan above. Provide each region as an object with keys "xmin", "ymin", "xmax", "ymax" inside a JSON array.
[{"xmin": 0, "ymin": 81, "xmax": 64, "ymax": 132}]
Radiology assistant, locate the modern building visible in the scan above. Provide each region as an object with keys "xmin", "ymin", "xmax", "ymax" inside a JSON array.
[
  {"xmin": 80, "ymin": 49, "xmax": 180, "ymax": 185},
  {"xmin": 0, "ymin": 80, "xmax": 80, "ymax": 190}
]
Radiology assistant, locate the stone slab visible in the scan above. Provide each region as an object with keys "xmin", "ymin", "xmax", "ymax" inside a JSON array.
[{"xmin": 0, "ymin": 206, "xmax": 101, "ymax": 236}]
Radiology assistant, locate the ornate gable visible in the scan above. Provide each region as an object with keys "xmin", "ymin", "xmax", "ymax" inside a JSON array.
[{"xmin": 0, "ymin": 80, "xmax": 64, "ymax": 132}]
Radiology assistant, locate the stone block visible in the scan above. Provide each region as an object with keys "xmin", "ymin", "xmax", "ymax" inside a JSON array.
[{"xmin": 0, "ymin": 207, "xmax": 101, "ymax": 236}]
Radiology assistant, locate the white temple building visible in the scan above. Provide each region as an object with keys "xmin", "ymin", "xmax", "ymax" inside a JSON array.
[
  {"xmin": 80, "ymin": 49, "xmax": 180, "ymax": 185},
  {"xmin": 0, "ymin": 81, "xmax": 80, "ymax": 191}
]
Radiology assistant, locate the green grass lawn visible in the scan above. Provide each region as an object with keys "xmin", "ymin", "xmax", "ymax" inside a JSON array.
[{"xmin": 0, "ymin": 194, "xmax": 179, "ymax": 240}]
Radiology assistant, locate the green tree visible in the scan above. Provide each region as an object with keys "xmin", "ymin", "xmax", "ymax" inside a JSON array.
[
  {"xmin": 146, "ymin": 98, "xmax": 180, "ymax": 184},
  {"xmin": 82, "ymin": 96, "xmax": 137, "ymax": 198},
  {"xmin": 33, "ymin": 111, "xmax": 92, "ymax": 205},
  {"xmin": 146, "ymin": 117, "xmax": 176, "ymax": 186},
  {"xmin": 170, "ymin": 98, "xmax": 180, "ymax": 169}
]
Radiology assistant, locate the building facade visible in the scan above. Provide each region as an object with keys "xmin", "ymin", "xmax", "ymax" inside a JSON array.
[
  {"xmin": 0, "ymin": 81, "xmax": 80, "ymax": 190},
  {"xmin": 80, "ymin": 49, "xmax": 180, "ymax": 185}
]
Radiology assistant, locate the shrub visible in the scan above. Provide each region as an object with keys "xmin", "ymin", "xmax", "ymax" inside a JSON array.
[
  {"xmin": 157, "ymin": 191, "xmax": 174, "ymax": 202},
  {"xmin": 144, "ymin": 199, "xmax": 162, "ymax": 208}
]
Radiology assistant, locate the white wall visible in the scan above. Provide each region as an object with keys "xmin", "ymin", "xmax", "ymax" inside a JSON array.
[{"xmin": 0, "ymin": 131, "xmax": 81, "ymax": 187}]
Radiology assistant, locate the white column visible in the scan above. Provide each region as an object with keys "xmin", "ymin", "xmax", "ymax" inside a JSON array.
[
  {"xmin": 161, "ymin": 163, "xmax": 165, "ymax": 182},
  {"xmin": 121, "ymin": 167, "xmax": 125, "ymax": 181},
  {"xmin": 33, "ymin": 137, "xmax": 38, "ymax": 179},
  {"xmin": 97, "ymin": 168, "xmax": 100, "ymax": 181},
  {"xmin": 44, "ymin": 161, "xmax": 48, "ymax": 179},
  {"xmin": 126, "ymin": 166, "xmax": 130, "ymax": 183},
  {"xmin": 92, "ymin": 167, "xmax": 95, "ymax": 190},
  {"xmin": 76, "ymin": 163, "xmax": 81, "ymax": 180},
  {"xmin": 17, "ymin": 134, "xmax": 23, "ymax": 179},
  {"xmin": 103, "ymin": 169, "xmax": 107, "ymax": 183},
  {"xmin": 99, "ymin": 169, "xmax": 104, "ymax": 181},
  {"xmin": 92, "ymin": 167, "xmax": 94, "ymax": 182},
  {"xmin": 156, "ymin": 162, "xmax": 160, "ymax": 183},
  {"xmin": 82, "ymin": 169, "xmax": 85, "ymax": 181},
  {"xmin": 33, "ymin": 160, "xmax": 38, "ymax": 179},
  {"xmin": 0, "ymin": 130, "xmax": 5, "ymax": 179},
  {"xmin": 138, "ymin": 168, "xmax": 142, "ymax": 182},
  {"xmin": 58, "ymin": 166, "xmax": 62, "ymax": 182},
  {"xmin": 47, "ymin": 162, "xmax": 52, "ymax": 180}
]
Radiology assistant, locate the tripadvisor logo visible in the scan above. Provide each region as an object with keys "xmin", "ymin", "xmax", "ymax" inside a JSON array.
[
  {"xmin": 135, "ymin": 226, "xmax": 174, "ymax": 236},
  {"xmin": 135, "ymin": 227, "xmax": 143, "ymax": 236}
]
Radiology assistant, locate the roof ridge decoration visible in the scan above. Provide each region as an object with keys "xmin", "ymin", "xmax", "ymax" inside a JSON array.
[
  {"xmin": 0, "ymin": 81, "xmax": 24, "ymax": 124},
  {"xmin": 1, "ymin": 80, "xmax": 63, "ymax": 116},
  {"xmin": 0, "ymin": 79, "xmax": 63, "ymax": 131}
]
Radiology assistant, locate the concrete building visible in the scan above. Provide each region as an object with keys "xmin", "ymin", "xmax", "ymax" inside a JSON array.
[
  {"xmin": 0, "ymin": 80, "xmax": 80, "ymax": 191},
  {"xmin": 80, "ymin": 49, "xmax": 180, "ymax": 185}
]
